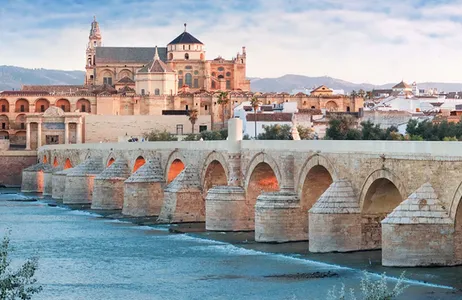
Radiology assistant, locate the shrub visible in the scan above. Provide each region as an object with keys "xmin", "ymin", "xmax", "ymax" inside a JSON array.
[
  {"xmin": 143, "ymin": 130, "xmax": 177, "ymax": 141},
  {"xmin": 327, "ymin": 271, "xmax": 408, "ymax": 300},
  {"xmin": 0, "ymin": 232, "xmax": 42, "ymax": 299}
]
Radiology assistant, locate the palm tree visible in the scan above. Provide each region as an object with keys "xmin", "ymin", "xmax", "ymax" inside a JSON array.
[
  {"xmin": 188, "ymin": 108, "xmax": 198, "ymax": 134},
  {"xmin": 217, "ymin": 91, "xmax": 229, "ymax": 129},
  {"xmin": 358, "ymin": 89, "xmax": 366, "ymax": 98},
  {"xmin": 250, "ymin": 96, "xmax": 261, "ymax": 139},
  {"xmin": 351, "ymin": 90, "xmax": 358, "ymax": 99}
]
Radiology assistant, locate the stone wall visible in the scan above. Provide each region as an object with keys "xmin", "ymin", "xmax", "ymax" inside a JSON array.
[
  {"xmin": 0, "ymin": 151, "xmax": 37, "ymax": 186},
  {"xmin": 84, "ymin": 115, "xmax": 212, "ymax": 143}
]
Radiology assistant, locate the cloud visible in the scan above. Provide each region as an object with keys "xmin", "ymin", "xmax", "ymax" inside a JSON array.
[{"xmin": 1, "ymin": 0, "xmax": 462, "ymax": 84}]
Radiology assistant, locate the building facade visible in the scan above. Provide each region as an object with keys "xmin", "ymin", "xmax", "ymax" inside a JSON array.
[{"xmin": 85, "ymin": 19, "xmax": 250, "ymax": 93}]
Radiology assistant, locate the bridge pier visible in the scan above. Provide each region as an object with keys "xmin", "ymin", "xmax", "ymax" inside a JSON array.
[
  {"xmin": 43, "ymin": 166, "xmax": 63, "ymax": 196},
  {"xmin": 158, "ymin": 167, "xmax": 203, "ymax": 223},
  {"xmin": 63, "ymin": 157, "xmax": 104, "ymax": 204},
  {"xmin": 21, "ymin": 163, "xmax": 52, "ymax": 193},
  {"xmin": 309, "ymin": 180, "xmax": 361, "ymax": 252},
  {"xmin": 123, "ymin": 158, "xmax": 165, "ymax": 217},
  {"xmin": 92, "ymin": 159, "xmax": 130, "ymax": 210},
  {"xmin": 52, "ymin": 168, "xmax": 73, "ymax": 200},
  {"xmin": 255, "ymin": 191, "xmax": 306, "ymax": 242},
  {"xmin": 382, "ymin": 183, "xmax": 454, "ymax": 267},
  {"xmin": 205, "ymin": 186, "xmax": 249, "ymax": 231}
]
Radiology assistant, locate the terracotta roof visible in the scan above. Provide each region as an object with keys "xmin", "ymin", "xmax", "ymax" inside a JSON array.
[
  {"xmin": 116, "ymin": 77, "xmax": 135, "ymax": 84},
  {"xmin": 22, "ymin": 85, "xmax": 85, "ymax": 92},
  {"xmin": 312, "ymin": 85, "xmax": 333, "ymax": 93},
  {"xmin": 95, "ymin": 47, "xmax": 167, "ymax": 64},
  {"xmin": 246, "ymin": 113, "xmax": 293, "ymax": 122},
  {"xmin": 0, "ymin": 91, "xmax": 50, "ymax": 95},
  {"xmin": 168, "ymin": 31, "xmax": 203, "ymax": 45},
  {"xmin": 392, "ymin": 81, "xmax": 411, "ymax": 89}
]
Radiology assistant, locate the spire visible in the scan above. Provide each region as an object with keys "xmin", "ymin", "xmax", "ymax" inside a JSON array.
[
  {"xmin": 184, "ymin": 23, "xmax": 187, "ymax": 32},
  {"xmin": 153, "ymin": 46, "xmax": 159, "ymax": 60},
  {"xmin": 89, "ymin": 16, "xmax": 101, "ymax": 39}
]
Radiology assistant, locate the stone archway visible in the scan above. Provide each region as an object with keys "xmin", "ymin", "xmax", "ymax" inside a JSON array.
[
  {"xmin": 53, "ymin": 157, "xmax": 59, "ymax": 167},
  {"xmin": 201, "ymin": 151, "xmax": 229, "ymax": 188},
  {"xmin": 164, "ymin": 151, "xmax": 186, "ymax": 184},
  {"xmin": 359, "ymin": 169, "xmax": 405, "ymax": 249},
  {"xmin": 450, "ymin": 183, "xmax": 462, "ymax": 263},
  {"xmin": 133, "ymin": 156, "xmax": 146, "ymax": 173},
  {"xmin": 34, "ymin": 98, "xmax": 50, "ymax": 113},
  {"xmin": 202, "ymin": 160, "xmax": 228, "ymax": 194},
  {"xmin": 245, "ymin": 157, "xmax": 280, "ymax": 227},
  {"xmin": 64, "ymin": 158, "xmax": 73, "ymax": 169}
]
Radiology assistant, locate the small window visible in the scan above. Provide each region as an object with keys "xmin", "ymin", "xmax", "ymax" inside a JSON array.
[
  {"xmin": 176, "ymin": 124, "xmax": 183, "ymax": 135},
  {"xmin": 183, "ymin": 45, "xmax": 185, "ymax": 50},
  {"xmin": 141, "ymin": 89, "xmax": 145, "ymax": 95},
  {"xmin": 194, "ymin": 70, "xmax": 199, "ymax": 75},
  {"xmin": 347, "ymin": 106, "xmax": 351, "ymax": 112},
  {"xmin": 188, "ymin": 45, "xmax": 191, "ymax": 50},
  {"xmin": 169, "ymin": 53, "xmax": 173, "ymax": 60},
  {"xmin": 226, "ymin": 80, "xmax": 231, "ymax": 90},
  {"xmin": 155, "ymin": 88, "xmax": 160, "ymax": 95},
  {"xmin": 185, "ymin": 53, "xmax": 189, "ymax": 60},
  {"xmin": 103, "ymin": 77, "xmax": 112, "ymax": 85},
  {"xmin": 211, "ymin": 81, "xmax": 216, "ymax": 89},
  {"xmin": 81, "ymin": 105, "xmax": 86, "ymax": 112},
  {"xmin": 90, "ymin": 75, "xmax": 94, "ymax": 79},
  {"xmin": 199, "ymin": 125, "xmax": 207, "ymax": 132},
  {"xmin": 61, "ymin": 105, "xmax": 65, "ymax": 111},
  {"xmin": 1, "ymin": 105, "xmax": 5, "ymax": 112},
  {"xmin": 205, "ymin": 105, "xmax": 208, "ymax": 111},
  {"xmin": 185, "ymin": 73, "xmax": 192, "ymax": 87},
  {"xmin": 185, "ymin": 66, "xmax": 192, "ymax": 70},
  {"xmin": 311, "ymin": 106, "xmax": 316, "ymax": 109},
  {"xmin": 20, "ymin": 105, "xmax": 25, "ymax": 112},
  {"xmin": 218, "ymin": 67, "xmax": 224, "ymax": 71},
  {"xmin": 193, "ymin": 78, "xmax": 199, "ymax": 88},
  {"xmin": 1, "ymin": 123, "xmax": 5, "ymax": 129},
  {"xmin": 185, "ymin": 105, "xmax": 189, "ymax": 110},
  {"xmin": 226, "ymin": 72, "xmax": 231, "ymax": 77},
  {"xmin": 179, "ymin": 70, "xmax": 183, "ymax": 75},
  {"xmin": 21, "ymin": 123, "xmax": 25, "ymax": 129},
  {"xmin": 93, "ymin": 41, "xmax": 96, "ymax": 47},
  {"xmin": 40, "ymin": 105, "xmax": 45, "ymax": 112},
  {"xmin": 178, "ymin": 79, "xmax": 183, "ymax": 88}
]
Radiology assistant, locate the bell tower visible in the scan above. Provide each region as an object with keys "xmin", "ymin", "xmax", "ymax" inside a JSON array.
[{"xmin": 85, "ymin": 16, "xmax": 102, "ymax": 85}]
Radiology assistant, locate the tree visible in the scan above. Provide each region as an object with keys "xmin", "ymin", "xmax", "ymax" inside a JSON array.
[
  {"xmin": 358, "ymin": 89, "xmax": 366, "ymax": 98},
  {"xmin": 143, "ymin": 130, "xmax": 177, "ymax": 141},
  {"xmin": 250, "ymin": 96, "xmax": 261, "ymax": 138},
  {"xmin": 0, "ymin": 232, "xmax": 42, "ymax": 300},
  {"xmin": 325, "ymin": 114, "xmax": 357, "ymax": 140},
  {"xmin": 257, "ymin": 124, "xmax": 292, "ymax": 140},
  {"xmin": 188, "ymin": 109, "xmax": 198, "ymax": 134},
  {"xmin": 216, "ymin": 91, "xmax": 229, "ymax": 129},
  {"xmin": 297, "ymin": 125, "xmax": 315, "ymax": 140}
]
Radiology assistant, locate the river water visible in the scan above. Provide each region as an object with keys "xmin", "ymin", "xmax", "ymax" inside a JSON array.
[{"xmin": 1, "ymin": 189, "xmax": 461, "ymax": 300}]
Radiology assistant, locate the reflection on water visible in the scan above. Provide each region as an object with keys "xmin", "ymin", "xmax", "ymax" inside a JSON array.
[{"xmin": 0, "ymin": 191, "xmax": 461, "ymax": 300}]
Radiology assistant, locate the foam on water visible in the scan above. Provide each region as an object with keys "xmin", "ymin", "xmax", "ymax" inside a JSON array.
[{"xmin": 65, "ymin": 210, "xmax": 102, "ymax": 217}]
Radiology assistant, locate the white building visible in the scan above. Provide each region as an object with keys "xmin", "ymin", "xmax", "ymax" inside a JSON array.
[{"xmin": 234, "ymin": 101, "xmax": 299, "ymax": 138}]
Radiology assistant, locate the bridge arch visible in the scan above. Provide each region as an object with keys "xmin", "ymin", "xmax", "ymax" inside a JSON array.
[
  {"xmin": 359, "ymin": 168, "xmax": 406, "ymax": 249},
  {"xmin": 64, "ymin": 158, "xmax": 73, "ymax": 169},
  {"xmin": 52, "ymin": 157, "xmax": 59, "ymax": 167},
  {"xmin": 359, "ymin": 168, "xmax": 406, "ymax": 213},
  {"xmin": 244, "ymin": 152, "xmax": 282, "ymax": 192},
  {"xmin": 42, "ymin": 154, "xmax": 48, "ymax": 164},
  {"xmin": 105, "ymin": 152, "xmax": 117, "ymax": 167},
  {"xmin": 201, "ymin": 152, "xmax": 228, "ymax": 196},
  {"xmin": 297, "ymin": 154, "xmax": 336, "ymax": 211},
  {"xmin": 200, "ymin": 151, "xmax": 229, "ymax": 188},
  {"xmin": 164, "ymin": 151, "xmax": 186, "ymax": 184},
  {"xmin": 450, "ymin": 182, "xmax": 462, "ymax": 262},
  {"xmin": 132, "ymin": 156, "xmax": 146, "ymax": 173}
]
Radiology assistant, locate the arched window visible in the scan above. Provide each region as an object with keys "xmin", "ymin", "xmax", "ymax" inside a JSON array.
[
  {"xmin": 155, "ymin": 88, "xmax": 160, "ymax": 95},
  {"xmin": 226, "ymin": 72, "xmax": 231, "ymax": 77},
  {"xmin": 169, "ymin": 53, "xmax": 173, "ymax": 60},
  {"xmin": 212, "ymin": 81, "xmax": 216, "ymax": 89},
  {"xmin": 185, "ymin": 73, "xmax": 192, "ymax": 87},
  {"xmin": 185, "ymin": 53, "xmax": 189, "ymax": 60}
]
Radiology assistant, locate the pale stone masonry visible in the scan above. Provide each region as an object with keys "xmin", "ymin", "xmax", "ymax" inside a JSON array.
[{"xmin": 22, "ymin": 119, "xmax": 462, "ymax": 267}]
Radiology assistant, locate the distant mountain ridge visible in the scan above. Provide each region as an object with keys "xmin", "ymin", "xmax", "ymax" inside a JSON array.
[
  {"xmin": 0, "ymin": 66, "xmax": 85, "ymax": 91},
  {"xmin": 2, "ymin": 66, "xmax": 462, "ymax": 94}
]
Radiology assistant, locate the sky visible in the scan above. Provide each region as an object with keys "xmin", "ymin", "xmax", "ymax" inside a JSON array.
[{"xmin": 1, "ymin": 0, "xmax": 462, "ymax": 84}]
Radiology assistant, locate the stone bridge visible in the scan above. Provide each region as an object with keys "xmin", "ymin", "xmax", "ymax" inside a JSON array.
[{"xmin": 20, "ymin": 119, "xmax": 462, "ymax": 267}]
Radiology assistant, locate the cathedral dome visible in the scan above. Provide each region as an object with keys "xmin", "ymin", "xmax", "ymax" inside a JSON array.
[{"xmin": 168, "ymin": 24, "xmax": 203, "ymax": 45}]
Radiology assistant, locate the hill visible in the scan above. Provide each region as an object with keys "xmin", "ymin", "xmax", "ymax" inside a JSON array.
[
  {"xmin": 2, "ymin": 66, "xmax": 462, "ymax": 94},
  {"xmin": 0, "ymin": 66, "xmax": 85, "ymax": 91}
]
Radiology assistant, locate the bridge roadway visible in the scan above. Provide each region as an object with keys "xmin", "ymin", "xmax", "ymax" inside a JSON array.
[{"xmin": 20, "ymin": 119, "xmax": 462, "ymax": 267}]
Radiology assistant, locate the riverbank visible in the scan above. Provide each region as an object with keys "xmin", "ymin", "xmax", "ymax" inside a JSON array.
[{"xmin": 2, "ymin": 188, "xmax": 462, "ymax": 299}]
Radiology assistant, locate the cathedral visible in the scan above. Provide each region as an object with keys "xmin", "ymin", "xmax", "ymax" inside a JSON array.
[{"xmin": 85, "ymin": 17, "xmax": 250, "ymax": 94}]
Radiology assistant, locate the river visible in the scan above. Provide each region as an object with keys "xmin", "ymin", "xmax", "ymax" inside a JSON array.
[{"xmin": 0, "ymin": 189, "xmax": 461, "ymax": 300}]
